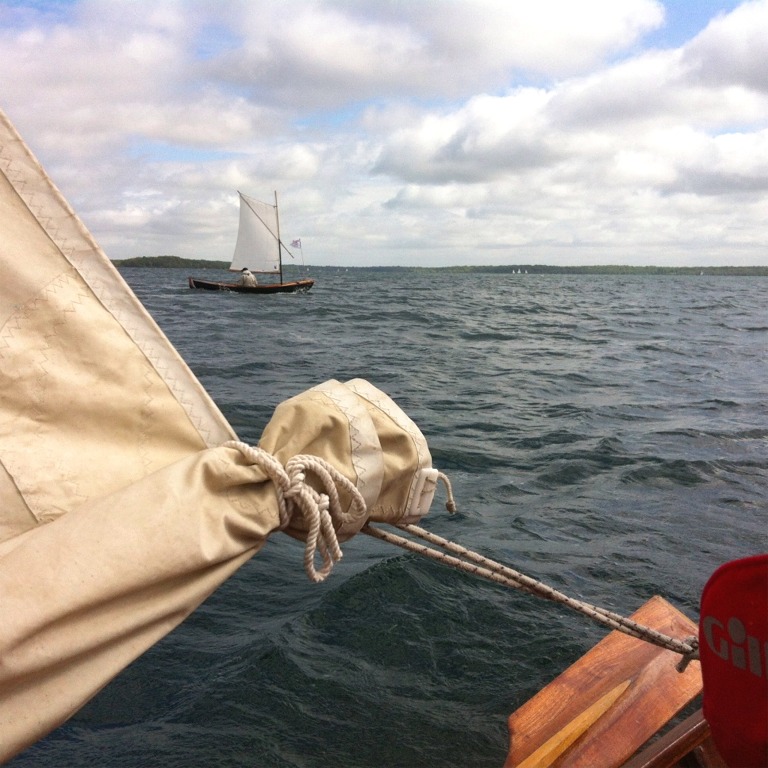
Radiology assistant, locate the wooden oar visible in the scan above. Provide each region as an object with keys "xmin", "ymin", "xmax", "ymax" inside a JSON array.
[{"xmin": 514, "ymin": 679, "xmax": 632, "ymax": 768}]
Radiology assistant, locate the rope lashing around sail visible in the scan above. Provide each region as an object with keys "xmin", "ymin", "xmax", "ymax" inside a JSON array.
[
  {"xmin": 362, "ymin": 523, "xmax": 700, "ymax": 669},
  {"xmin": 224, "ymin": 441, "xmax": 367, "ymax": 583}
]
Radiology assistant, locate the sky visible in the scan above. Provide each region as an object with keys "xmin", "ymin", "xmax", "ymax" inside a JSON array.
[{"xmin": 1, "ymin": 0, "xmax": 766, "ymax": 267}]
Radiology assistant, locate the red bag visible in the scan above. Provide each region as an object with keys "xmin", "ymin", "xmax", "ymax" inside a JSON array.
[{"xmin": 699, "ymin": 554, "xmax": 768, "ymax": 767}]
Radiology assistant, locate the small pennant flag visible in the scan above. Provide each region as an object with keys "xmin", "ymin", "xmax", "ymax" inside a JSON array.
[{"xmin": 290, "ymin": 238, "xmax": 302, "ymax": 248}]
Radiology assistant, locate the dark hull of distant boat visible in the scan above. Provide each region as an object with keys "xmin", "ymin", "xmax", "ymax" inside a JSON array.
[{"xmin": 188, "ymin": 277, "xmax": 315, "ymax": 294}]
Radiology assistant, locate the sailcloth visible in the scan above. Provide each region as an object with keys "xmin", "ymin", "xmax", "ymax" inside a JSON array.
[
  {"xmin": 0, "ymin": 109, "xmax": 445, "ymax": 762},
  {"xmin": 230, "ymin": 191, "xmax": 281, "ymax": 274}
]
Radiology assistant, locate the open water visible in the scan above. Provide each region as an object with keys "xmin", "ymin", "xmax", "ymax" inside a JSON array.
[{"xmin": 10, "ymin": 267, "xmax": 766, "ymax": 768}]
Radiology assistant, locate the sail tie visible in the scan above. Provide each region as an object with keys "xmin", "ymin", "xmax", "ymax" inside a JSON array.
[{"xmin": 224, "ymin": 441, "xmax": 367, "ymax": 583}]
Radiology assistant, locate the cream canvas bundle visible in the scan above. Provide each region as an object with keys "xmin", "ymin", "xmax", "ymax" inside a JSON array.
[
  {"xmin": 0, "ymin": 108, "xmax": 446, "ymax": 761},
  {"xmin": 258, "ymin": 377, "xmax": 441, "ymax": 539}
]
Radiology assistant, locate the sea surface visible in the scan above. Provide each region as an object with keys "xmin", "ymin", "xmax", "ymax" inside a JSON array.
[{"xmin": 11, "ymin": 267, "xmax": 766, "ymax": 767}]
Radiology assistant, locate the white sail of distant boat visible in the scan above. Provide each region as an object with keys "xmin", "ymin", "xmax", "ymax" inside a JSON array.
[
  {"xmin": 188, "ymin": 191, "xmax": 314, "ymax": 294},
  {"xmin": 230, "ymin": 191, "xmax": 281, "ymax": 276}
]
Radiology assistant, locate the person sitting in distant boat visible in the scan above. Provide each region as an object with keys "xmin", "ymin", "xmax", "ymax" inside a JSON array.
[{"xmin": 239, "ymin": 268, "xmax": 258, "ymax": 287}]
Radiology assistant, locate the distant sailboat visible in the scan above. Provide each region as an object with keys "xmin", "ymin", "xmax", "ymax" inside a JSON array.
[{"xmin": 188, "ymin": 191, "xmax": 314, "ymax": 294}]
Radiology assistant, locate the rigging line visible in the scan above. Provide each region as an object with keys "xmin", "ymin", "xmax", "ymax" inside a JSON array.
[{"xmin": 362, "ymin": 523, "xmax": 699, "ymax": 665}]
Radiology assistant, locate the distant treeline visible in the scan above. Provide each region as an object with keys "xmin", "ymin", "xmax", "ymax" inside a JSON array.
[
  {"xmin": 113, "ymin": 255, "xmax": 768, "ymax": 276},
  {"xmin": 115, "ymin": 255, "xmax": 230, "ymax": 269}
]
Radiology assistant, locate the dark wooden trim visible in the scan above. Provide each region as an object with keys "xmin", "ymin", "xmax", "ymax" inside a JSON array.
[{"xmin": 623, "ymin": 709, "xmax": 727, "ymax": 768}]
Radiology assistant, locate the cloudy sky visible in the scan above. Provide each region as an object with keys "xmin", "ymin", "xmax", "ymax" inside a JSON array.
[{"xmin": 1, "ymin": 0, "xmax": 766, "ymax": 267}]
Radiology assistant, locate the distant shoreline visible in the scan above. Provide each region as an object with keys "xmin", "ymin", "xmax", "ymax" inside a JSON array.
[{"xmin": 113, "ymin": 255, "xmax": 768, "ymax": 276}]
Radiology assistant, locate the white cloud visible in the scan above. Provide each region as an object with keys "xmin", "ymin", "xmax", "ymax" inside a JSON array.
[
  {"xmin": 681, "ymin": 0, "xmax": 768, "ymax": 92},
  {"xmin": 0, "ymin": 0, "xmax": 767, "ymax": 266},
  {"xmin": 202, "ymin": 0, "xmax": 665, "ymax": 109}
]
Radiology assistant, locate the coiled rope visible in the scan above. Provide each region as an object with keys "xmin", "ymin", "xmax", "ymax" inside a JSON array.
[{"xmin": 225, "ymin": 441, "xmax": 367, "ymax": 583}]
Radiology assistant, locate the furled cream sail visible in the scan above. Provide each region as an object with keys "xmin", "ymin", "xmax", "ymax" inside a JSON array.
[
  {"xmin": 229, "ymin": 191, "xmax": 281, "ymax": 274},
  {"xmin": 0, "ymin": 109, "xmax": 444, "ymax": 762}
]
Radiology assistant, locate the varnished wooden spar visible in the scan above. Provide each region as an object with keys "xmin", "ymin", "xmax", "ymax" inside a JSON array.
[
  {"xmin": 513, "ymin": 680, "xmax": 632, "ymax": 768},
  {"xmin": 187, "ymin": 276, "xmax": 315, "ymax": 294},
  {"xmin": 504, "ymin": 596, "xmax": 709, "ymax": 768}
]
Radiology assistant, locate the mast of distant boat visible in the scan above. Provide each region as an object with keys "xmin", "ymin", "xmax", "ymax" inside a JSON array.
[{"xmin": 274, "ymin": 190, "xmax": 283, "ymax": 284}]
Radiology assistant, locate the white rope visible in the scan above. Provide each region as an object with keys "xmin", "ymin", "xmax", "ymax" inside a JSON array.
[
  {"xmin": 222, "ymin": 442, "xmax": 697, "ymax": 664},
  {"xmin": 363, "ymin": 522, "xmax": 700, "ymax": 666},
  {"xmin": 223, "ymin": 441, "xmax": 367, "ymax": 583},
  {"xmin": 436, "ymin": 471, "xmax": 458, "ymax": 513}
]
